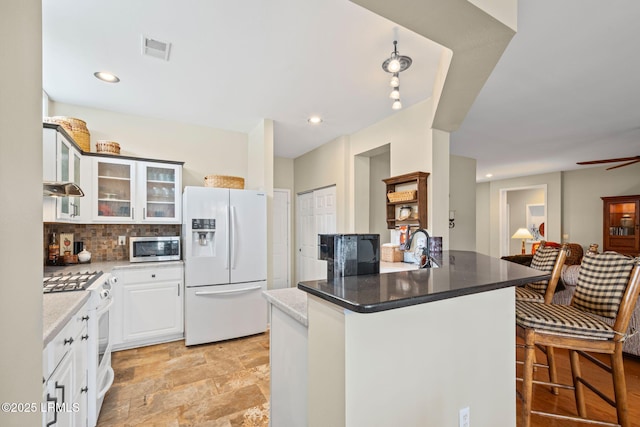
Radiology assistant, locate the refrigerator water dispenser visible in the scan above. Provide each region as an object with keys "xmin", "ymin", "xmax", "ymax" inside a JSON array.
[{"xmin": 191, "ymin": 218, "xmax": 215, "ymax": 256}]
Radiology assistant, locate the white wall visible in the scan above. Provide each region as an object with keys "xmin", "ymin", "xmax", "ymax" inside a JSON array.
[
  {"xmin": 449, "ymin": 155, "xmax": 477, "ymax": 251},
  {"xmin": 275, "ymin": 157, "xmax": 295, "ymax": 285},
  {"xmin": 294, "ymin": 136, "xmax": 350, "ymax": 233},
  {"xmin": 562, "ymin": 164, "xmax": 640, "ymax": 250},
  {"xmin": 369, "ymin": 151, "xmax": 391, "ymax": 243},
  {"xmin": 476, "ymin": 182, "xmax": 491, "ymax": 255},
  {"xmin": 274, "ymin": 157, "xmax": 294, "ymax": 191},
  {"xmin": 0, "ymin": 1, "xmax": 43, "ymax": 425},
  {"xmin": 476, "ymin": 164, "xmax": 640, "ymax": 257},
  {"xmin": 51, "ymin": 102, "xmax": 249, "ymax": 188}
]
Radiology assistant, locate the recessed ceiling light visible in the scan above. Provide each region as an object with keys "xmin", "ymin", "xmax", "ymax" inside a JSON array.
[
  {"xmin": 485, "ymin": 173, "xmax": 493, "ymax": 178},
  {"xmin": 94, "ymin": 71, "xmax": 120, "ymax": 83},
  {"xmin": 307, "ymin": 116, "xmax": 323, "ymax": 125}
]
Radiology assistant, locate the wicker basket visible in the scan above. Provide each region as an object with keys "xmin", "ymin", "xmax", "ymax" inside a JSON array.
[
  {"xmin": 96, "ymin": 140, "xmax": 121, "ymax": 155},
  {"xmin": 381, "ymin": 245, "xmax": 404, "ymax": 262},
  {"xmin": 204, "ymin": 175, "xmax": 245, "ymax": 189},
  {"xmin": 50, "ymin": 116, "xmax": 91, "ymax": 152},
  {"xmin": 387, "ymin": 190, "xmax": 417, "ymax": 203}
]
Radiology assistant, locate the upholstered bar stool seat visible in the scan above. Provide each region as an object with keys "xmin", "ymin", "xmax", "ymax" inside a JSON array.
[
  {"xmin": 516, "ymin": 301, "xmax": 617, "ymax": 340},
  {"xmin": 516, "ymin": 251, "xmax": 640, "ymax": 427}
]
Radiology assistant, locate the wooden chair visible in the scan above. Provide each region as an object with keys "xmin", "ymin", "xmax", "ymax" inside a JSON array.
[
  {"xmin": 516, "ymin": 252, "xmax": 640, "ymax": 427},
  {"xmin": 515, "ymin": 242, "xmax": 569, "ymax": 304}
]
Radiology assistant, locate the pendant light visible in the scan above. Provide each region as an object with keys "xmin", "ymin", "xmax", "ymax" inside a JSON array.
[{"xmin": 382, "ymin": 40, "xmax": 411, "ymax": 110}]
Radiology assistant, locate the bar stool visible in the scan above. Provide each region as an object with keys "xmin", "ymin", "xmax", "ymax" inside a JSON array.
[
  {"xmin": 515, "ymin": 242, "xmax": 569, "ymax": 304},
  {"xmin": 516, "ymin": 252, "xmax": 640, "ymax": 427}
]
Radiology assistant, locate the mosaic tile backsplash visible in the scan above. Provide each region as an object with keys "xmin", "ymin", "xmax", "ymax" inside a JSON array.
[{"xmin": 44, "ymin": 223, "xmax": 181, "ymax": 262}]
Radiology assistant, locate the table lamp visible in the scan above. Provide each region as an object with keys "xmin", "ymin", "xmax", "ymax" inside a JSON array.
[{"xmin": 512, "ymin": 228, "xmax": 534, "ymax": 255}]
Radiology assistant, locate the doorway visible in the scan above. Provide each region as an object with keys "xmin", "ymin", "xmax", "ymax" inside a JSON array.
[
  {"xmin": 296, "ymin": 186, "xmax": 336, "ymax": 282},
  {"xmin": 499, "ymin": 185, "xmax": 547, "ymax": 256}
]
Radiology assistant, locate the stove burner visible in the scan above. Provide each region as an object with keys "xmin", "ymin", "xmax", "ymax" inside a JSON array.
[{"xmin": 43, "ymin": 271, "xmax": 103, "ymax": 293}]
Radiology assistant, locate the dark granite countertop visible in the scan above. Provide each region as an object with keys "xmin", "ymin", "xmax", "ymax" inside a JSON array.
[{"xmin": 297, "ymin": 250, "xmax": 549, "ymax": 313}]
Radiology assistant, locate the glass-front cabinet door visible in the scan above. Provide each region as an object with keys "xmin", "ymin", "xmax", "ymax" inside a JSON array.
[
  {"xmin": 56, "ymin": 133, "xmax": 82, "ymax": 221},
  {"xmin": 602, "ymin": 195, "xmax": 640, "ymax": 256},
  {"xmin": 138, "ymin": 162, "xmax": 182, "ymax": 223},
  {"xmin": 93, "ymin": 158, "xmax": 136, "ymax": 222}
]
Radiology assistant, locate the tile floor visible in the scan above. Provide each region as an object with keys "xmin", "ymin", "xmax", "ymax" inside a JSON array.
[{"xmin": 97, "ymin": 333, "xmax": 270, "ymax": 426}]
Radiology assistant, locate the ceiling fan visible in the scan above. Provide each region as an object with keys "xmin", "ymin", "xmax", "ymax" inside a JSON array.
[{"xmin": 577, "ymin": 156, "xmax": 640, "ymax": 170}]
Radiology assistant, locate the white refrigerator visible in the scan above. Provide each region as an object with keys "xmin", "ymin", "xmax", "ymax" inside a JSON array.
[{"xmin": 182, "ymin": 186, "xmax": 267, "ymax": 346}]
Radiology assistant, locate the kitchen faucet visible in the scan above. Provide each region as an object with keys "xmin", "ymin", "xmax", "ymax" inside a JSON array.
[{"xmin": 403, "ymin": 228, "xmax": 432, "ymax": 268}]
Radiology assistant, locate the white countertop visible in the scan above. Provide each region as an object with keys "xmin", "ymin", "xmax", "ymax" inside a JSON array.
[
  {"xmin": 263, "ymin": 288, "xmax": 308, "ymax": 327},
  {"xmin": 43, "ymin": 291, "xmax": 91, "ymax": 347}
]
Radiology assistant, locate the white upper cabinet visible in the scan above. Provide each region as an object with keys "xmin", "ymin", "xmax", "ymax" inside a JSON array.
[
  {"xmin": 93, "ymin": 157, "xmax": 137, "ymax": 222},
  {"xmin": 43, "ymin": 127, "xmax": 88, "ymax": 222},
  {"xmin": 43, "ymin": 123, "xmax": 183, "ymax": 224},
  {"xmin": 137, "ymin": 162, "xmax": 182, "ymax": 223},
  {"xmin": 92, "ymin": 157, "xmax": 182, "ymax": 224}
]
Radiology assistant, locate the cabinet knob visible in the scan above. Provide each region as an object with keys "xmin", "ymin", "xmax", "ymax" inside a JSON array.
[
  {"xmin": 81, "ymin": 315, "xmax": 89, "ymax": 321},
  {"xmin": 81, "ymin": 386, "xmax": 88, "ymax": 394},
  {"xmin": 63, "ymin": 337, "xmax": 74, "ymax": 345},
  {"xmin": 151, "ymin": 274, "xmax": 156, "ymax": 278},
  {"xmin": 81, "ymin": 334, "xmax": 89, "ymax": 341}
]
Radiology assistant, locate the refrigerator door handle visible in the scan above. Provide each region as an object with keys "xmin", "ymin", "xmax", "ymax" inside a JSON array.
[
  {"xmin": 230, "ymin": 205, "xmax": 237, "ymax": 270},
  {"xmin": 194, "ymin": 285, "xmax": 261, "ymax": 296},
  {"xmin": 225, "ymin": 205, "xmax": 230, "ymax": 270}
]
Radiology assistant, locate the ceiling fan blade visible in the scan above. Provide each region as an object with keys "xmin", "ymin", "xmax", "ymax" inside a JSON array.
[
  {"xmin": 605, "ymin": 159, "xmax": 640, "ymax": 170},
  {"xmin": 577, "ymin": 156, "xmax": 640, "ymax": 165}
]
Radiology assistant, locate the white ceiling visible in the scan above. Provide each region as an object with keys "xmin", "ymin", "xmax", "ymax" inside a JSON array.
[
  {"xmin": 451, "ymin": 0, "xmax": 640, "ymax": 181},
  {"xmin": 43, "ymin": 0, "xmax": 640, "ymax": 181},
  {"xmin": 42, "ymin": 0, "xmax": 443, "ymax": 159}
]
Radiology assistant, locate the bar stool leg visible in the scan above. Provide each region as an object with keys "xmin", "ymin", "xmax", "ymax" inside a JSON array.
[
  {"xmin": 522, "ymin": 331, "xmax": 535, "ymax": 427},
  {"xmin": 611, "ymin": 345, "xmax": 629, "ymax": 427},
  {"xmin": 545, "ymin": 346, "xmax": 559, "ymax": 395},
  {"xmin": 569, "ymin": 349, "xmax": 587, "ymax": 417}
]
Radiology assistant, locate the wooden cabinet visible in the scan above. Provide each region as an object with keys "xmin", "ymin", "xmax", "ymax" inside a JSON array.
[
  {"xmin": 111, "ymin": 264, "xmax": 184, "ymax": 350},
  {"xmin": 602, "ymin": 195, "xmax": 640, "ymax": 256},
  {"xmin": 92, "ymin": 158, "xmax": 182, "ymax": 224},
  {"xmin": 382, "ymin": 171, "xmax": 429, "ymax": 229}
]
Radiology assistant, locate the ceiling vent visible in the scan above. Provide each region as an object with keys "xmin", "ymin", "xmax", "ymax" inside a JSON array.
[{"xmin": 142, "ymin": 36, "xmax": 171, "ymax": 61}]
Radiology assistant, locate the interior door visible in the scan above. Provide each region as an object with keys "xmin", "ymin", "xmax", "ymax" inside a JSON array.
[
  {"xmin": 297, "ymin": 192, "xmax": 316, "ymax": 282},
  {"xmin": 313, "ymin": 186, "xmax": 337, "ymax": 279},
  {"xmin": 296, "ymin": 186, "xmax": 337, "ymax": 282},
  {"xmin": 229, "ymin": 189, "xmax": 267, "ymax": 284},
  {"xmin": 272, "ymin": 189, "xmax": 290, "ymax": 289}
]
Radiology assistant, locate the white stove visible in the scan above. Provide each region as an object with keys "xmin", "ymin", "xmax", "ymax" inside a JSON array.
[{"xmin": 43, "ymin": 269, "xmax": 116, "ymax": 427}]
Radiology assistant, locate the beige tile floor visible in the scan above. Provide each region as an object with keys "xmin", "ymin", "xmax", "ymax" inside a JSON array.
[{"xmin": 97, "ymin": 333, "xmax": 270, "ymax": 426}]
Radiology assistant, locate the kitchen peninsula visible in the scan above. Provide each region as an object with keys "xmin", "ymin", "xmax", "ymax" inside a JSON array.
[{"xmin": 265, "ymin": 250, "xmax": 550, "ymax": 427}]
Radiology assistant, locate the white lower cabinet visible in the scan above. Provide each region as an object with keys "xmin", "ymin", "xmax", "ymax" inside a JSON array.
[
  {"xmin": 43, "ymin": 301, "xmax": 90, "ymax": 427},
  {"xmin": 112, "ymin": 264, "xmax": 184, "ymax": 350}
]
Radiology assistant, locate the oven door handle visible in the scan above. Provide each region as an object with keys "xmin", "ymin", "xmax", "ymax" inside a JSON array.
[
  {"xmin": 194, "ymin": 285, "xmax": 261, "ymax": 296},
  {"xmin": 97, "ymin": 366, "xmax": 115, "ymax": 399},
  {"xmin": 96, "ymin": 297, "xmax": 114, "ymax": 317}
]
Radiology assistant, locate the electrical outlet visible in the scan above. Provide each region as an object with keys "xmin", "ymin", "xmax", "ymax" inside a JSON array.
[
  {"xmin": 118, "ymin": 236, "xmax": 126, "ymax": 246},
  {"xmin": 459, "ymin": 407, "xmax": 470, "ymax": 427}
]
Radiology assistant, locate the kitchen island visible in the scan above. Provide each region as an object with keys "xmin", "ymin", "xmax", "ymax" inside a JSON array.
[{"xmin": 293, "ymin": 250, "xmax": 548, "ymax": 427}]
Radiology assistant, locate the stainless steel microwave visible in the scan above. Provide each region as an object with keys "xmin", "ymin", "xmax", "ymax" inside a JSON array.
[{"xmin": 130, "ymin": 236, "xmax": 181, "ymax": 263}]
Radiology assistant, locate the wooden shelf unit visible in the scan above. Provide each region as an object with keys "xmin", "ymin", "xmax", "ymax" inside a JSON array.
[
  {"xmin": 383, "ymin": 171, "xmax": 429, "ymax": 230},
  {"xmin": 602, "ymin": 195, "xmax": 640, "ymax": 256}
]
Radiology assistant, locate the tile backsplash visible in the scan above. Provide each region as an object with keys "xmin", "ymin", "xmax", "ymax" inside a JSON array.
[{"xmin": 44, "ymin": 223, "xmax": 181, "ymax": 262}]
